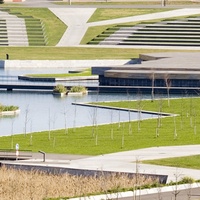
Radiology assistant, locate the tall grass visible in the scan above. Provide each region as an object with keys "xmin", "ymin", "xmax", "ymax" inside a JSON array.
[{"xmin": 0, "ymin": 166, "xmax": 157, "ymax": 200}]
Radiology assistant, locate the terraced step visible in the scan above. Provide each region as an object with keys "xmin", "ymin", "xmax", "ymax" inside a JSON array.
[
  {"xmin": 139, "ymin": 27, "xmax": 200, "ymax": 32},
  {"xmin": 131, "ymin": 31, "xmax": 200, "ymax": 35},
  {"xmin": 123, "ymin": 38, "xmax": 200, "ymax": 42},
  {"xmin": 145, "ymin": 24, "xmax": 200, "ymax": 28},
  {"xmin": 187, "ymin": 18, "xmax": 200, "ymax": 21},
  {"xmin": 90, "ymin": 16, "xmax": 200, "ymax": 47},
  {"xmin": 0, "ymin": 9, "xmax": 46, "ymax": 46},
  {"xmin": 118, "ymin": 41, "xmax": 200, "ymax": 46},
  {"xmin": 129, "ymin": 34, "xmax": 200, "ymax": 39},
  {"xmin": 165, "ymin": 21, "xmax": 200, "ymax": 25}
]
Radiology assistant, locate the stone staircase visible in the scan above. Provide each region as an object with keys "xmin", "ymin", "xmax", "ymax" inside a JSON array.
[
  {"xmin": 0, "ymin": 9, "xmax": 46, "ymax": 46},
  {"xmin": 88, "ymin": 17, "xmax": 200, "ymax": 46},
  {"xmin": 0, "ymin": 10, "xmax": 28, "ymax": 46}
]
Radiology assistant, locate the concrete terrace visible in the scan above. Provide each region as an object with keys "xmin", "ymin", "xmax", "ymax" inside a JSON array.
[
  {"xmin": 0, "ymin": 10, "xmax": 28, "ymax": 46},
  {"xmin": 49, "ymin": 8, "xmax": 200, "ymax": 47}
]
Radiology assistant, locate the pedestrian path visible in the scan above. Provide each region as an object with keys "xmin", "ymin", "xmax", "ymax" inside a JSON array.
[
  {"xmin": 8, "ymin": 144, "xmax": 200, "ymax": 183},
  {"xmin": 68, "ymin": 145, "xmax": 200, "ymax": 183},
  {"xmin": 49, "ymin": 8, "xmax": 96, "ymax": 46}
]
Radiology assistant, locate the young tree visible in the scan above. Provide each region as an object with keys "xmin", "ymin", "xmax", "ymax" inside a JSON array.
[
  {"xmin": 127, "ymin": 90, "xmax": 132, "ymax": 135},
  {"xmin": 10, "ymin": 119, "xmax": 15, "ymax": 149},
  {"xmin": 62, "ymin": 107, "xmax": 68, "ymax": 135},
  {"xmin": 151, "ymin": 72, "xmax": 155, "ymax": 102},
  {"xmin": 137, "ymin": 95, "xmax": 143, "ymax": 132},
  {"xmin": 110, "ymin": 110, "xmax": 114, "ymax": 140},
  {"xmin": 174, "ymin": 115, "xmax": 177, "ymax": 140},
  {"xmin": 24, "ymin": 105, "xmax": 30, "ymax": 137},
  {"xmin": 48, "ymin": 108, "xmax": 51, "ymax": 140},
  {"xmin": 165, "ymin": 75, "xmax": 171, "ymax": 107},
  {"xmin": 73, "ymin": 101, "xmax": 77, "ymax": 132}
]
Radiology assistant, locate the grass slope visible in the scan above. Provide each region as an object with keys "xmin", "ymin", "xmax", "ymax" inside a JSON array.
[
  {"xmin": 1, "ymin": 8, "xmax": 66, "ymax": 46},
  {"xmin": 143, "ymin": 155, "xmax": 200, "ymax": 170},
  {"xmin": 87, "ymin": 8, "xmax": 168, "ymax": 22}
]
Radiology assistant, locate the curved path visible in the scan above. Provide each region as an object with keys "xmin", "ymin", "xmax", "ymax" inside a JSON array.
[{"xmin": 8, "ymin": 144, "xmax": 200, "ymax": 182}]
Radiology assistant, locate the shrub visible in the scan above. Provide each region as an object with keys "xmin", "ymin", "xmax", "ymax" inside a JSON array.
[
  {"xmin": 179, "ymin": 176, "xmax": 195, "ymax": 184},
  {"xmin": 0, "ymin": 104, "xmax": 18, "ymax": 112},
  {"xmin": 70, "ymin": 86, "xmax": 87, "ymax": 94},
  {"xmin": 53, "ymin": 84, "xmax": 67, "ymax": 93}
]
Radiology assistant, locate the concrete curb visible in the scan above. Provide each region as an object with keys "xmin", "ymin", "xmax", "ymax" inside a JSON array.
[{"xmin": 69, "ymin": 182, "xmax": 200, "ymax": 200}]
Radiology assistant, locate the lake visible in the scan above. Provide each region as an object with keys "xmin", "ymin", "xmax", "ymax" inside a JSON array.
[{"xmin": 0, "ymin": 67, "xmax": 164, "ymax": 137}]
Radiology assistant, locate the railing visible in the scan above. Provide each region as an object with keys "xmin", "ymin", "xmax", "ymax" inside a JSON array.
[{"xmin": 0, "ymin": 149, "xmax": 32, "ymax": 160}]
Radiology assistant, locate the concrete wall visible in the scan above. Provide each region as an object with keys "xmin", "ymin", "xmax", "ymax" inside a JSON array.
[
  {"xmin": 0, "ymin": 60, "xmax": 5, "ymax": 68},
  {"xmin": 2, "ymin": 163, "xmax": 168, "ymax": 184},
  {"xmin": 3, "ymin": 60, "xmax": 130, "ymax": 68}
]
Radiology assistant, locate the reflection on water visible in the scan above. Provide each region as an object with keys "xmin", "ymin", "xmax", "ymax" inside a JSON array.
[
  {"xmin": 0, "ymin": 90, "xmax": 158, "ymax": 136},
  {"xmin": 0, "ymin": 67, "xmax": 182, "ymax": 137}
]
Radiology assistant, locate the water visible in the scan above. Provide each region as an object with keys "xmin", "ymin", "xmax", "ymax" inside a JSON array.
[
  {"xmin": 0, "ymin": 90, "xmax": 158, "ymax": 136},
  {"xmin": 0, "ymin": 67, "xmax": 158, "ymax": 137}
]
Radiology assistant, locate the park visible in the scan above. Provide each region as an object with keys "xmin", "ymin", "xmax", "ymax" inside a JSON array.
[{"xmin": 1, "ymin": 0, "xmax": 200, "ymax": 199}]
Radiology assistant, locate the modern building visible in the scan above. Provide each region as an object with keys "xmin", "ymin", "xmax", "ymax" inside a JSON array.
[{"xmin": 92, "ymin": 52, "xmax": 200, "ymax": 94}]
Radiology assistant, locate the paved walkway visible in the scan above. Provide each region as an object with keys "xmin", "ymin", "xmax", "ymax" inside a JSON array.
[
  {"xmin": 7, "ymin": 144, "xmax": 200, "ymax": 184},
  {"xmin": 49, "ymin": 7, "xmax": 96, "ymax": 46}
]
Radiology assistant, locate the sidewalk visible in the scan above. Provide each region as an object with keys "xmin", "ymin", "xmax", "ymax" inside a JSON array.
[{"xmin": 6, "ymin": 144, "xmax": 200, "ymax": 183}]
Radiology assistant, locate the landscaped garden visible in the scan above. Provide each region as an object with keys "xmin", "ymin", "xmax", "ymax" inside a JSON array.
[
  {"xmin": 0, "ymin": 7, "xmax": 199, "ymax": 59},
  {"xmin": 1, "ymin": 96, "xmax": 200, "ymax": 200},
  {"xmin": 0, "ymin": 97, "xmax": 200, "ymax": 155},
  {"xmin": 1, "ymin": 4, "xmax": 200, "ymax": 200}
]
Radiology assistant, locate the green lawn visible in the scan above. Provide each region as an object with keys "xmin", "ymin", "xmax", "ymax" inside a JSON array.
[
  {"xmin": 5, "ymin": 8, "xmax": 66, "ymax": 46},
  {"xmin": 27, "ymin": 68, "xmax": 92, "ymax": 78},
  {"xmin": 0, "ymin": 47, "xmax": 191, "ymax": 60},
  {"xmin": 88, "ymin": 8, "xmax": 168, "ymax": 22},
  {"xmin": 55, "ymin": 1, "xmax": 200, "ymax": 6},
  {"xmin": 1, "ymin": 97, "xmax": 200, "ymax": 155},
  {"xmin": 143, "ymin": 155, "xmax": 200, "ymax": 170}
]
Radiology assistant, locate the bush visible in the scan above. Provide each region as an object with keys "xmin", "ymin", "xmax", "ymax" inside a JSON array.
[
  {"xmin": 53, "ymin": 84, "xmax": 67, "ymax": 93},
  {"xmin": 179, "ymin": 176, "xmax": 195, "ymax": 184},
  {"xmin": 70, "ymin": 86, "xmax": 87, "ymax": 94},
  {"xmin": 0, "ymin": 104, "xmax": 19, "ymax": 112}
]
